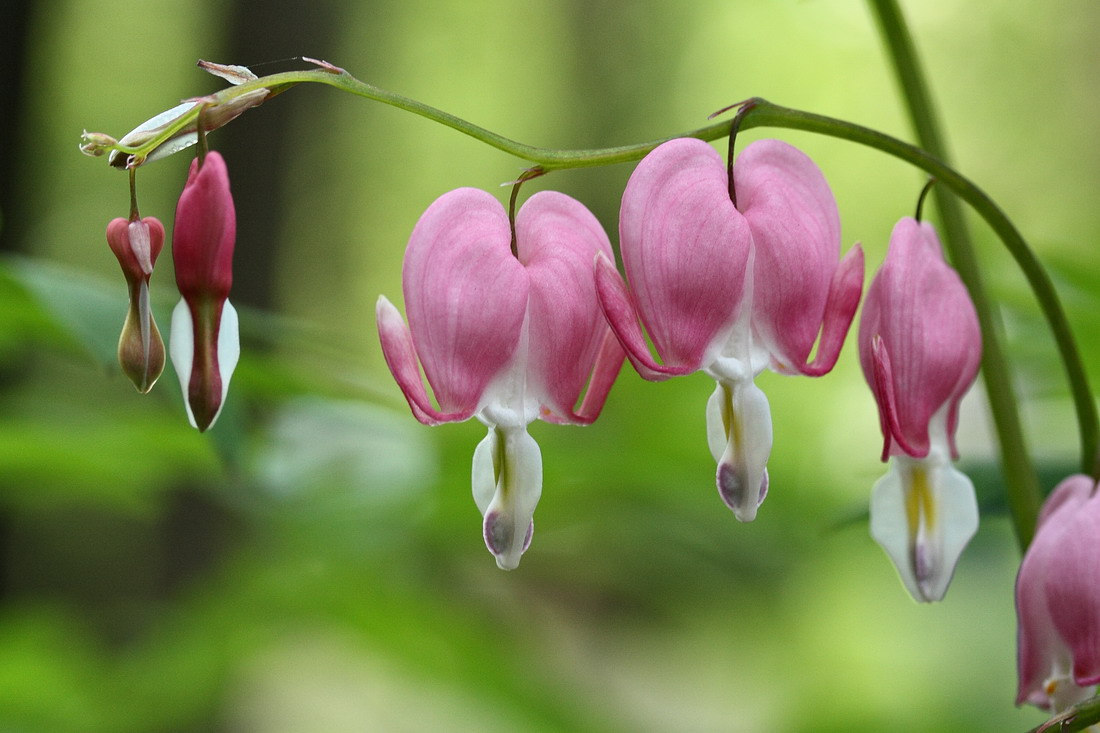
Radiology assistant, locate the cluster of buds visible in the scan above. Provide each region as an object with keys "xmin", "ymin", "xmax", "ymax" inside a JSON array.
[{"xmin": 105, "ymin": 148, "xmax": 240, "ymax": 432}]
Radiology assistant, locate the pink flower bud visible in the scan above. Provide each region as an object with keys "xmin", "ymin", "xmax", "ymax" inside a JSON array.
[
  {"xmin": 105, "ymin": 217, "xmax": 166, "ymax": 393},
  {"xmin": 168, "ymin": 151, "xmax": 240, "ymax": 431}
]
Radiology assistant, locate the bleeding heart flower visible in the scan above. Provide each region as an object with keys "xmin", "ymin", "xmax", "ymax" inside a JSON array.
[
  {"xmin": 859, "ymin": 216, "xmax": 981, "ymax": 602},
  {"xmin": 596, "ymin": 137, "xmax": 862, "ymax": 521},
  {"xmin": 377, "ymin": 187, "xmax": 623, "ymax": 569},
  {"xmin": 1016, "ymin": 474, "xmax": 1100, "ymax": 717},
  {"xmin": 168, "ymin": 151, "xmax": 240, "ymax": 432}
]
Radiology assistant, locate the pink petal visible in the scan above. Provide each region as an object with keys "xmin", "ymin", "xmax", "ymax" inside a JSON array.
[
  {"xmin": 868, "ymin": 335, "xmax": 920, "ymax": 460},
  {"xmin": 858, "ymin": 218, "xmax": 981, "ymax": 459},
  {"xmin": 617, "ymin": 138, "xmax": 752, "ymax": 371},
  {"xmin": 570, "ymin": 329, "xmax": 626, "ymax": 424},
  {"xmin": 735, "ymin": 140, "xmax": 850, "ymax": 373},
  {"xmin": 401, "ymin": 188, "xmax": 529, "ymax": 416},
  {"xmin": 798, "ymin": 244, "xmax": 864, "ymax": 376},
  {"xmin": 516, "ymin": 191, "xmax": 623, "ymax": 423},
  {"xmin": 173, "ymin": 151, "xmax": 235, "ymax": 300},
  {"xmin": 1016, "ymin": 475, "xmax": 1095, "ymax": 705},
  {"xmin": 1044, "ymin": 479, "xmax": 1100, "ymax": 687},
  {"xmin": 594, "ymin": 253, "xmax": 696, "ymax": 381},
  {"xmin": 376, "ymin": 296, "xmax": 474, "ymax": 425}
]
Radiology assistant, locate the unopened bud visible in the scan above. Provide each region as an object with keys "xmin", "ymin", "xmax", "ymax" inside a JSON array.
[
  {"xmin": 197, "ymin": 60, "xmax": 258, "ymax": 85},
  {"xmin": 79, "ymin": 131, "xmax": 118, "ymax": 157},
  {"xmin": 108, "ymin": 88, "xmax": 269, "ymax": 168},
  {"xmin": 106, "ymin": 217, "xmax": 166, "ymax": 392}
]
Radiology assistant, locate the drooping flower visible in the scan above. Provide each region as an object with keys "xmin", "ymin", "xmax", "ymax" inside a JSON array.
[
  {"xmin": 106, "ymin": 216, "xmax": 166, "ymax": 393},
  {"xmin": 1016, "ymin": 474, "xmax": 1100, "ymax": 718},
  {"xmin": 859, "ymin": 216, "xmax": 981, "ymax": 603},
  {"xmin": 377, "ymin": 187, "xmax": 624, "ymax": 570},
  {"xmin": 595, "ymin": 137, "xmax": 862, "ymax": 520},
  {"xmin": 168, "ymin": 151, "xmax": 240, "ymax": 432}
]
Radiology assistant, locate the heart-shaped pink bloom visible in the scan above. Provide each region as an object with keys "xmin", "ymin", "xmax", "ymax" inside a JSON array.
[
  {"xmin": 1017, "ymin": 474, "xmax": 1100, "ymax": 711},
  {"xmin": 377, "ymin": 187, "xmax": 623, "ymax": 569},
  {"xmin": 859, "ymin": 217, "xmax": 982, "ymax": 603},
  {"xmin": 859, "ymin": 217, "xmax": 981, "ymax": 462},
  {"xmin": 378, "ymin": 187, "xmax": 621, "ymax": 427},
  {"xmin": 597, "ymin": 137, "xmax": 860, "ymax": 521}
]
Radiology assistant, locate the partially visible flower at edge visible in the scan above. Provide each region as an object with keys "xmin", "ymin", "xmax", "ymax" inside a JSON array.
[
  {"xmin": 168, "ymin": 150, "xmax": 240, "ymax": 432},
  {"xmin": 859, "ymin": 216, "xmax": 982, "ymax": 603},
  {"xmin": 106, "ymin": 216, "xmax": 166, "ymax": 393},
  {"xmin": 1016, "ymin": 474, "xmax": 1100, "ymax": 722},
  {"xmin": 377, "ymin": 187, "xmax": 624, "ymax": 570}
]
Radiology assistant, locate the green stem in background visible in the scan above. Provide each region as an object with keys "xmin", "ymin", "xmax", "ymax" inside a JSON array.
[
  {"xmin": 1025, "ymin": 694, "xmax": 1100, "ymax": 733},
  {"xmin": 99, "ymin": 61, "xmax": 1096, "ymax": 542},
  {"xmin": 868, "ymin": 0, "xmax": 1052, "ymax": 548}
]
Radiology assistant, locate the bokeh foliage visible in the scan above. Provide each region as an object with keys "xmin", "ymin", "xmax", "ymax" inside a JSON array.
[{"xmin": 2, "ymin": 0, "xmax": 1097, "ymax": 730}]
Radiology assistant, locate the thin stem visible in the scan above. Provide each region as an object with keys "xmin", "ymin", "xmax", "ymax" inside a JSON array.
[
  {"xmin": 507, "ymin": 168, "xmax": 543, "ymax": 257},
  {"xmin": 128, "ymin": 167, "xmax": 140, "ymax": 221},
  {"xmin": 1025, "ymin": 694, "xmax": 1100, "ymax": 733},
  {"xmin": 98, "ymin": 64, "xmax": 1097, "ymax": 523},
  {"xmin": 725, "ymin": 99, "xmax": 757, "ymax": 205},
  {"xmin": 196, "ymin": 104, "xmax": 209, "ymax": 165},
  {"xmin": 914, "ymin": 178, "xmax": 935, "ymax": 222}
]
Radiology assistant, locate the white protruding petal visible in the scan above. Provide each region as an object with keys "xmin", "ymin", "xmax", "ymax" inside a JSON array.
[
  {"xmin": 706, "ymin": 378, "xmax": 772, "ymax": 522},
  {"xmin": 137, "ymin": 280, "xmax": 152, "ymax": 374},
  {"xmin": 477, "ymin": 426, "xmax": 542, "ymax": 570},
  {"xmin": 169, "ymin": 298, "xmax": 197, "ymax": 429},
  {"xmin": 471, "ymin": 426, "xmax": 499, "ymax": 516},
  {"xmin": 216, "ymin": 300, "xmax": 241, "ymax": 419},
  {"xmin": 1045, "ymin": 659, "xmax": 1098, "ymax": 716},
  {"xmin": 869, "ymin": 455, "xmax": 979, "ymax": 603},
  {"xmin": 168, "ymin": 298, "xmax": 240, "ymax": 430}
]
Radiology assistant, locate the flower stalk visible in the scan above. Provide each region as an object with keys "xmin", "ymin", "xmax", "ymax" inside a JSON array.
[{"xmin": 89, "ymin": 56, "xmax": 1096, "ymax": 547}]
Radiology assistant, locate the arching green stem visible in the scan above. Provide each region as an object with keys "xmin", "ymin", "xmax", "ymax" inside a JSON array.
[{"xmin": 100, "ymin": 62, "xmax": 1096, "ymax": 547}]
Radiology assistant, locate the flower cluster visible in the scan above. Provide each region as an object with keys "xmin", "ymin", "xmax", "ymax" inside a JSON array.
[
  {"xmin": 100, "ymin": 94, "xmax": 986, "ymax": 589},
  {"xmin": 105, "ymin": 149, "xmax": 240, "ymax": 432},
  {"xmin": 377, "ymin": 137, "xmax": 983, "ymax": 580}
]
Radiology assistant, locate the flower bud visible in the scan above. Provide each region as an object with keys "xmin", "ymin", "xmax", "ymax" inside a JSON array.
[
  {"xmin": 108, "ymin": 89, "xmax": 269, "ymax": 168},
  {"xmin": 106, "ymin": 217, "xmax": 166, "ymax": 393},
  {"xmin": 168, "ymin": 151, "xmax": 240, "ymax": 431}
]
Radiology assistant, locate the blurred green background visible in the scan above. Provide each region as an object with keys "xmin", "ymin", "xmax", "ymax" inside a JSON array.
[{"xmin": 1, "ymin": 0, "xmax": 1097, "ymax": 730}]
